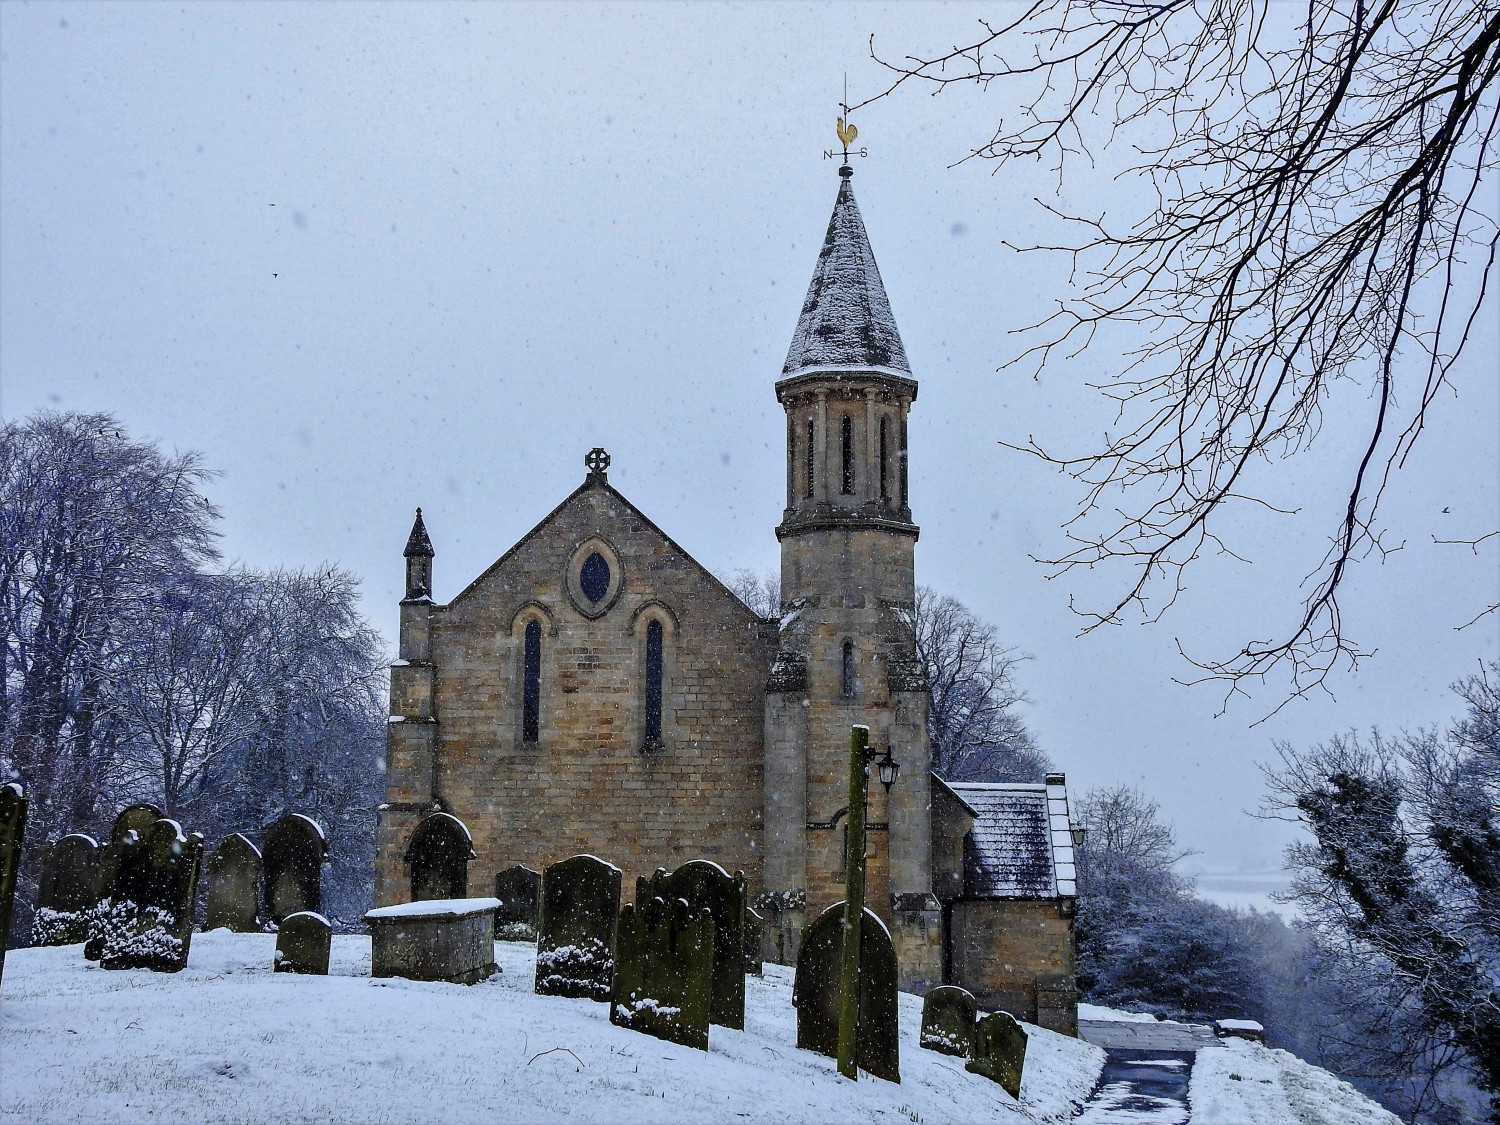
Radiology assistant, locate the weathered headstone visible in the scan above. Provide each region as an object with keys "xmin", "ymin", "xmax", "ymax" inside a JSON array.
[
  {"xmin": 33, "ymin": 833, "xmax": 101, "ymax": 945},
  {"xmin": 966, "ymin": 1010, "xmax": 1028, "ymax": 1098},
  {"xmin": 494, "ymin": 863, "xmax": 541, "ymax": 939},
  {"xmin": 792, "ymin": 901, "xmax": 900, "ymax": 1083},
  {"xmin": 535, "ymin": 854, "xmax": 620, "ymax": 1001},
  {"xmin": 610, "ymin": 895, "xmax": 715, "ymax": 1051},
  {"xmin": 111, "ymin": 802, "xmax": 164, "ymax": 844},
  {"xmin": 205, "ymin": 833, "xmax": 263, "ymax": 932},
  {"xmin": 743, "ymin": 906, "xmax": 764, "ymax": 976},
  {"xmin": 83, "ymin": 834, "xmax": 129, "ymax": 961},
  {"xmin": 274, "ymin": 910, "xmax": 332, "ymax": 975},
  {"xmin": 405, "ymin": 812, "xmax": 474, "ymax": 901},
  {"xmin": 97, "ymin": 818, "xmax": 205, "ymax": 973},
  {"xmin": 261, "ymin": 813, "xmax": 327, "ymax": 925},
  {"xmin": 637, "ymin": 859, "xmax": 748, "ymax": 1029},
  {"xmin": 0, "ymin": 782, "xmax": 28, "ymax": 999},
  {"xmin": 365, "ymin": 897, "xmax": 500, "ymax": 983},
  {"xmin": 920, "ymin": 985, "xmax": 978, "ymax": 1058}
]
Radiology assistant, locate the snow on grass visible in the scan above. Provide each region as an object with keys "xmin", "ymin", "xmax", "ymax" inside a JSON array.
[
  {"xmin": 1190, "ymin": 1037, "xmax": 1400, "ymax": 1125},
  {"xmin": 2, "ymin": 931, "xmax": 1102, "ymax": 1124}
]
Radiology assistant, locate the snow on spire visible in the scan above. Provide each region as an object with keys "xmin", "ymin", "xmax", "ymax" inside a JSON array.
[{"xmin": 782, "ymin": 166, "xmax": 911, "ymax": 377}]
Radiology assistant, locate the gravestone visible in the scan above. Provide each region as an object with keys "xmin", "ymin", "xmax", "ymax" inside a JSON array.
[
  {"xmin": 535, "ymin": 854, "xmax": 620, "ymax": 1001},
  {"xmin": 405, "ymin": 812, "xmax": 474, "ymax": 901},
  {"xmin": 83, "ymin": 834, "xmax": 130, "ymax": 961},
  {"xmin": 111, "ymin": 802, "xmax": 164, "ymax": 844},
  {"xmin": 274, "ymin": 911, "xmax": 332, "ymax": 975},
  {"xmin": 205, "ymin": 833, "xmax": 263, "ymax": 932},
  {"xmin": 33, "ymin": 833, "xmax": 102, "ymax": 945},
  {"xmin": 366, "ymin": 898, "xmax": 500, "ymax": 983},
  {"xmin": 792, "ymin": 901, "xmax": 900, "ymax": 1083},
  {"xmin": 637, "ymin": 860, "xmax": 747, "ymax": 1029},
  {"xmin": 920, "ymin": 985, "xmax": 978, "ymax": 1058},
  {"xmin": 97, "ymin": 818, "xmax": 205, "ymax": 973},
  {"xmin": 610, "ymin": 895, "xmax": 715, "ymax": 1051},
  {"xmin": 966, "ymin": 1010, "xmax": 1028, "ymax": 1098},
  {"xmin": 494, "ymin": 863, "xmax": 541, "ymax": 939},
  {"xmin": 0, "ymin": 782, "xmax": 28, "ymax": 999},
  {"xmin": 743, "ymin": 906, "xmax": 764, "ymax": 976},
  {"xmin": 261, "ymin": 813, "xmax": 327, "ymax": 925}
]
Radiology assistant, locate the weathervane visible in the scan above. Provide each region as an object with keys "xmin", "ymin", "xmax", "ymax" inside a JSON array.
[{"xmin": 824, "ymin": 74, "xmax": 868, "ymax": 164}]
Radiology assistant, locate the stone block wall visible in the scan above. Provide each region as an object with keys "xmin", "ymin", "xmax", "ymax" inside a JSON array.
[{"xmin": 949, "ymin": 898, "xmax": 1076, "ymax": 1031}]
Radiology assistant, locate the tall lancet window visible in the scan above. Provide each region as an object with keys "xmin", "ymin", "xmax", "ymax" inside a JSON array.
[
  {"xmin": 644, "ymin": 619, "xmax": 664, "ymax": 745},
  {"xmin": 841, "ymin": 415, "xmax": 854, "ymax": 494},
  {"xmin": 899, "ymin": 416, "xmax": 909, "ymax": 507},
  {"xmin": 879, "ymin": 417, "xmax": 889, "ymax": 501},
  {"xmin": 522, "ymin": 619, "xmax": 542, "ymax": 743},
  {"xmin": 786, "ymin": 415, "xmax": 796, "ymax": 507},
  {"xmin": 806, "ymin": 419, "xmax": 815, "ymax": 499},
  {"xmin": 841, "ymin": 640, "xmax": 856, "ymax": 697}
]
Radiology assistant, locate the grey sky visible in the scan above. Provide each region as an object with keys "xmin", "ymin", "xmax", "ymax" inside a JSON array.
[{"xmin": 3, "ymin": 1, "xmax": 1496, "ymax": 906}]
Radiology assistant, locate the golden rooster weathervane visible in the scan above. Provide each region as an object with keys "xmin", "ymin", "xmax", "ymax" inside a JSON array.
[{"xmin": 825, "ymin": 75, "xmax": 869, "ymax": 163}]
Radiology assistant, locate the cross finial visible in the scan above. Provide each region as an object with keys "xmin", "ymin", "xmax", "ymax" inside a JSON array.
[{"xmin": 585, "ymin": 447, "xmax": 611, "ymax": 480}]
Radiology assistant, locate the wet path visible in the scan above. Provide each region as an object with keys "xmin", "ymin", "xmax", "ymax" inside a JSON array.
[{"xmin": 1071, "ymin": 1048, "xmax": 1195, "ymax": 1125}]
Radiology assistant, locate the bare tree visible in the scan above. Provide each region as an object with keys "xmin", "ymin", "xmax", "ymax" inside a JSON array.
[
  {"xmin": 863, "ymin": 1, "xmax": 1500, "ymax": 707},
  {"xmin": 913, "ymin": 586, "xmax": 1048, "ymax": 781},
  {"xmin": 724, "ymin": 567, "xmax": 781, "ymax": 621}
]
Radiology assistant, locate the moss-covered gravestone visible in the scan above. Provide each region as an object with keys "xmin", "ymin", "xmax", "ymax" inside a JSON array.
[
  {"xmin": 535, "ymin": 854, "xmax": 620, "ymax": 1001},
  {"xmin": 966, "ymin": 1010, "xmax": 1028, "ymax": 1098},
  {"xmin": 0, "ymin": 782, "xmax": 28, "ymax": 1000},
  {"xmin": 406, "ymin": 812, "xmax": 474, "ymax": 901},
  {"xmin": 610, "ymin": 895, "xmax": 715, "ymax": 1051},
  {"xmin": 274, "ymin": 910, "xmax": 331, "ymax": 975},
  {"xmin": 495, "ymin": 863, "xmax": 541, "ymax": 939},
  {"xmin": 205, "ymin": 833, "xmax": 263, "ymax": 932},
  {"xmin": 33, "ymin": 833, "xmax": 101, "ymax": 945},
  {"xmin": 792, "ymin": 902, "xmax": 900, "ymax": 1083},
  {"xmin": 637, "ymin": 860, "xmax": 748, "ymax": 1029},
  {"xmin": 744, "ymin": 906, "xmax": 764, "ymax": 976},
  {"xmin": 97, "ymin": 818, "xmax": 205, "ymax": 973},
  {"xmin": 111, "ymin": 802, "xmax": 164, "ymax": 844},
  {"xmin": 920, "ymin": 986, "xmax": 978, "ymax": 1058},
  {"xmin": 261, "ymin": 813, "xmax": 327, "ymax": 925}
]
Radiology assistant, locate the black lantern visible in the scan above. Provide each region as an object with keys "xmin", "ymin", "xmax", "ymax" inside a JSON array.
[{"xmin": 875, "ymin": 746, "xmax": 900, "ymax": 792}]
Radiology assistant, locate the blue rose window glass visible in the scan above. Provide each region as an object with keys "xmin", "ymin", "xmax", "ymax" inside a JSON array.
[{"xmin": 580, "ymin": 552, "xmax": 611, "ymax": 604}]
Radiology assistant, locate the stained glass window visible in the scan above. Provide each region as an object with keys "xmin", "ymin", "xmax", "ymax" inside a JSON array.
[
  {"xmin": 645, "ymin": 619, "xmax": 663, "ymax": 744},
  {"xmin": 580, "ymin": 551, "xmax": 610, "ymax": 603},
  {"xmin": 522, "ymin": 619, "xmax": 541, "ymax": 743}
]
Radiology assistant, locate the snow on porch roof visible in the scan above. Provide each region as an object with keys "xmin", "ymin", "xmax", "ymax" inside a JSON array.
[{"xmin": 949, "ymin": 779, "xmax": 1078, "ymax": 900}]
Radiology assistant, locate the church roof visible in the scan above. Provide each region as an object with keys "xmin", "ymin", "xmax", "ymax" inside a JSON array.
[
  {"xmin": 782, "ymin": 168, "xmax": 911, "ymax": 378},
  {"xmin": 950, "ymin": 777, "xmax": 1078, "ymax": 900}
]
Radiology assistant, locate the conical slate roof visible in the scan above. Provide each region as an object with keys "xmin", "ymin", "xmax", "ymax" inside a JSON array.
[
  {"xmin": 403, "ymin": 508, "xmax": 434, "ymax": 558},
  {"xmin": 782, "ymin": 168, "xmax": 910, "ymax": 377}
]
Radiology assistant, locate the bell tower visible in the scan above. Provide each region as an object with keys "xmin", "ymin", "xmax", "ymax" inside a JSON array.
[{"xmin": 762, "ymin": 161, "xmax": 940, "ymax": 993}]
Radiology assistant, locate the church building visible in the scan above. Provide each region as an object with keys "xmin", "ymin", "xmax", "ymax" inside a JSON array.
[{"xmin": 374, "ymin": 163, "xmax": 1079, "ymax": 1033}]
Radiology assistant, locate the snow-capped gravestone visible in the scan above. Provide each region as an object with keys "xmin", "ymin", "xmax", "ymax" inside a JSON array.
[
  {"xmin": 365, "ymin": 898, "xmax": 500, "ymax": 984},
  {"xmin": 609, "ymin": 895, "xmax": 715, "ymax": 1051},
  {"xmin": 33, "ymin": 833, "xmax": 102, "ymax": 945},
  {"xmin": 636, "ymin": 860, "xmax": 747, "ymax": 1029},
  {"xmin": 494, "ymin": 863, "xmax": 541, "ymax": 939},
  {"xmin": 743, "ymin": 906, "xmax": 764, "ymax": 976},
  {"xmin": 0, "ymin": 782, "xmax": 27, "ymax": 1000},
  {"xmin": 261, "ymin": 814, "xmax": 327, "ymax": 925},
  {"xmin": 405, "ymin": 812, "xmax": 474, "ymax": 901},
  {"xmin": 275, "ymin": 911, "xmax": 331, "ymax": 975},
  {"xmin": 535, "ymin": 854, "xmax": 620, "ymax": 1001},
  {"xmin": 920, "ymin": 986, "xmax": 978, "ymax": 1058},
  {"xmin": 97, "ymin": 818, "xmax": 205, "ymax": 973},
  {"xmin": 967, "ymin": 1010, "xmax": 1027, "ymax": 1098},
  {"xmin": 111, "ymin": 802, "xmax": 164, "ymax": 844},
  {"xmin": 792, "ymin": 902, "xmax": 900, "ymax": 1083},
  {"xmin": 205, "ymin": 833, "xmax": 262, "ymax": 932}
]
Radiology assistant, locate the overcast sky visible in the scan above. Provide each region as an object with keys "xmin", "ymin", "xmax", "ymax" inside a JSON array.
[{"xmin": 3, "ymin": 1, "xmax": 1496, "ymax": 911}]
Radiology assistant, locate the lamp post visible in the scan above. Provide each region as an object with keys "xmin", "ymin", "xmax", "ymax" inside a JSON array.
[{"xmin": 836, "ymin": 725, "xmax": 901, "ymax": 1081}]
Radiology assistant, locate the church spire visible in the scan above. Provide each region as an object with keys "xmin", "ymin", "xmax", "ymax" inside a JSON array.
[
  {"xmin": 782, "ymin": 165, "xmax": 910, "ymax": 378},
  {"xmin": 403, "ymin": 508, "xmax": 433, "ymax": 603}
]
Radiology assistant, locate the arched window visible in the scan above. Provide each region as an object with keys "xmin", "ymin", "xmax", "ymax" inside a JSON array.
[
  {"xmin": 644, "ymin": 619, "xmax": 664, "ymax": 745},
  {"xmin": 522, "ymin": 619, "xmax": 542, "ymax": 743},
  {"xmin": 879, "ymin": 416, "xmax": 889, "ymax": 501},
  {"xmin": 786, "ymin": 415, "xmax": 796, "ymax": 507},
  {"xmin": 841, "ymin": 415, "xmax": 854, "ymax": 494},
  {"xmin": 899, "ymin": 415, "xmax": 909, "ymax": 507},
  {"xmin": 841, "ymin": 640, "xmax": 856, "ymax": 697},
  {"xmin": 805, "ymin": 419, "xmax": 815, "ymax": 499}
]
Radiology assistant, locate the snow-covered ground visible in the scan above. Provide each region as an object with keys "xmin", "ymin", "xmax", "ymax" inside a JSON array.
[
  {"xmin": 1, "ymin": 931, "xmax": 1102, "ymax": 1124},
  {"xmin": 1078, "ymin": 1003, "xmax": 1161, "ymax": 1024},
  {"xmin": 1190, "ymin": 1037, "xmax": 1401, "ymax": 1124}
]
